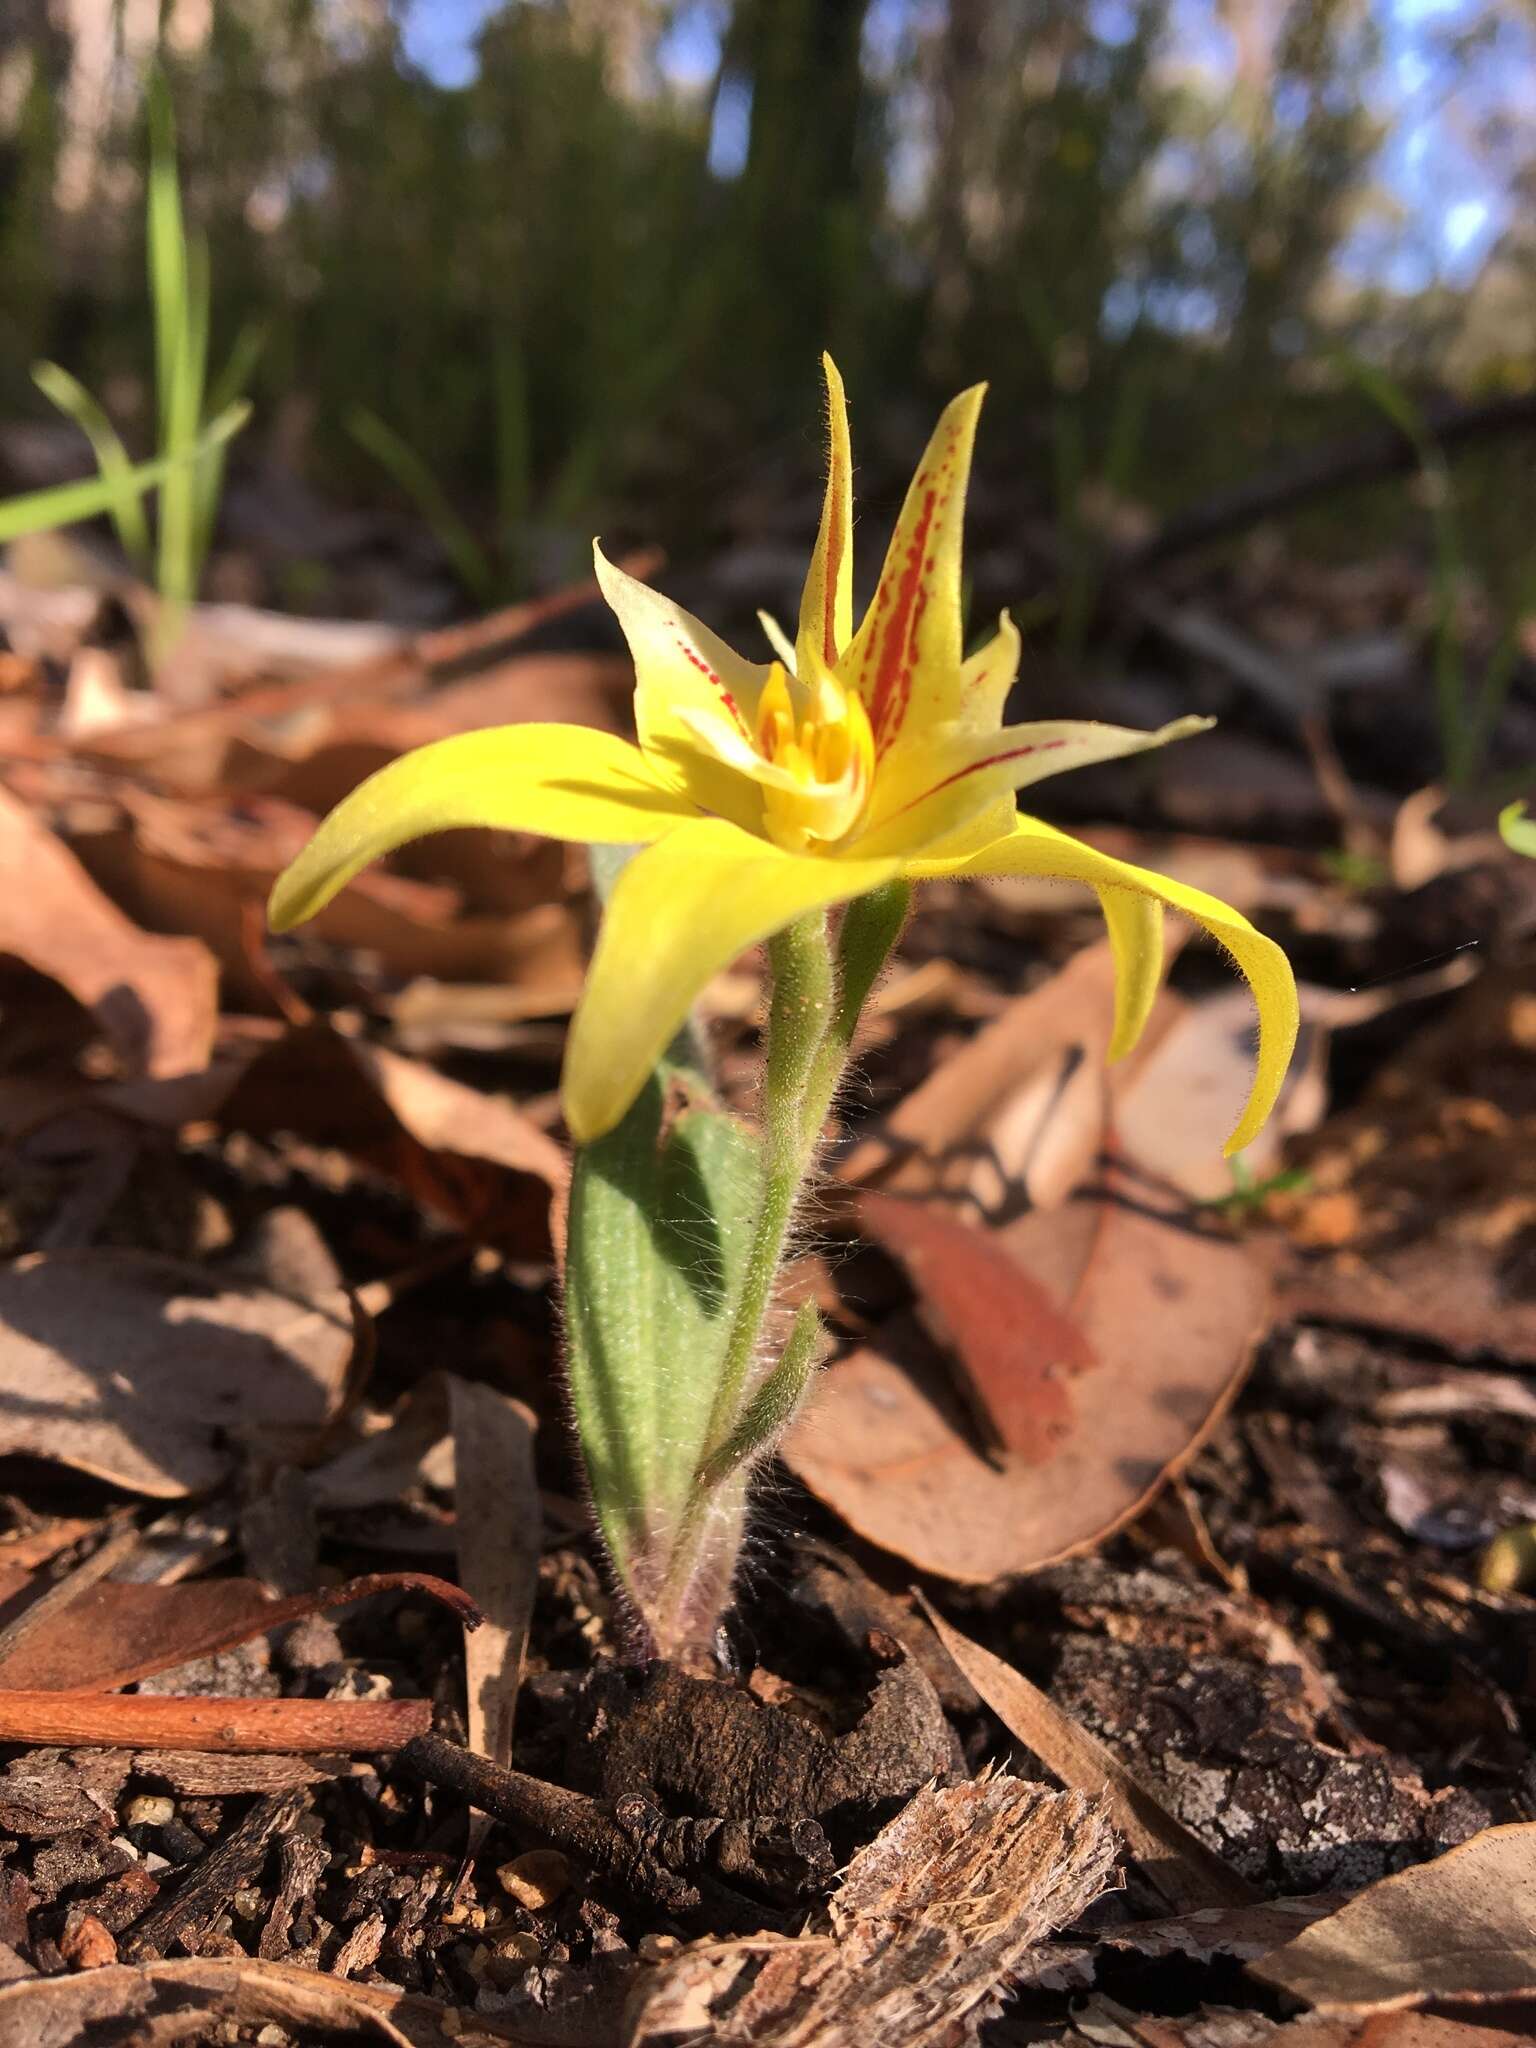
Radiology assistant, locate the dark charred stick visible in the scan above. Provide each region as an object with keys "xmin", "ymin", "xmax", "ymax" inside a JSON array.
[
  {"xmin": 397, "ymin": 1732, "xmax": 703, "ymax": 1917},
  {"xmin": 1121, "ymin": 388, "xmax": 1536, "ymax": 573}
]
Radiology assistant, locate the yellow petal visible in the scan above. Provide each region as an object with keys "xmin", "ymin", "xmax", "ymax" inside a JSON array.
[
  {"xmin": 592, "ymin": 542, "xmax": 771, "ymax": 827},
  {"xmin": 957, "ymin": 609, "xmax": 1021, "ymax": 733},
  {"xmin": 842, "ymin": 383, "xmax": 985, "ymax": 753},
  {"xmin": 910, "ymin": 814, "xmax": 1298, "ymax": 1153},
  {"xmin": 856, "ymin": 714, "xmax": 1211, "ymax": 859},
  {"xmin": 562, "ymin": 819, "xmax": 900, "ymax": 1144},
  {"xmin": 1097, "ymin": 886, "xmax": 1164, "ymax": 1061},
  {"xmin": 796, "ymin": 353, "xmax": 854, "ymax": 673},
  {"xmin": 268, "ymin": 723, "xmax": 693, "ymax": 931}
]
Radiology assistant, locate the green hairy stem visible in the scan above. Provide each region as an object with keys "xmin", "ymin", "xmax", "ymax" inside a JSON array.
[{"xmin": 561, "ymin": 879, "xmax": 910, "ymax": 1661}]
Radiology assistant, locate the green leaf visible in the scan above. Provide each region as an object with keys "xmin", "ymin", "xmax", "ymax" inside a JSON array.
[
  {"xmin": 1500, "ymin": 800, "xmax": 1536, "ymax": 860},
  {"xmin": 698, "ymin": 1300, "xmax": 821, "ymax": 1487},
  {"xmin": 563, "ymin": 1071, "xmax": 762, "ymax": 1624}
]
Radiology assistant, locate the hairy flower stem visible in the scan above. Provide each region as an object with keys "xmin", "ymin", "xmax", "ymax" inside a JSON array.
[{"xmin": 651, "ymin": 885, "xmax": 912, "ymax": 1652}]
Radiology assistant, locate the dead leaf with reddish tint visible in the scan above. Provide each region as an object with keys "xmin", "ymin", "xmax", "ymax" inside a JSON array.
[
  {"xmin": 0, "ymin": 1567, "xmax": 478, "ymax": 1692},
  {"xmin": 787, "ymin": 1173, "xmax": 1271, "ymax": 1581},
  {"xmin": 0, "ymin": 786, "xmax": 217, "ymax": 1078},
  {"xmin": 0, "ymin": 1249, "xmax": 356, "ymax": 1495},
  {"xmin": 1249, "ymin": 1822, "xmax": 1536, "ymax": 2014},
  {"xmin": 856, "ymin": 1190, "xmax": 1095, "ymax": 1459}
]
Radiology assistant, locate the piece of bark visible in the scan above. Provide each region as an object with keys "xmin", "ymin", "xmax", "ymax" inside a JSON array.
[
  {"xmin": 627, "ymin": 1777, "xmax": 1117, "ymax": 2047},
  {"xmin": 120, "ymin": 1791, "xmax": 307, "ymax": 1961},
  {"xmin": 0, "ymin": 1747, "xmax": 129, "ymax": 1835},
  {"xmin": 0, "ymin": 1950, "xmax": 551, "ymax": 2045},
  {"xmin": 0, "ymin": 1691, "xmax": 431, "ymax": 1752},
  {"xmin": 919, "ymin": 1596, "xmax": 1254, "ymax": 1913},
  {"xmin": 129, "ymin": 1750, "xmax": 348, "ymax": 1796},
  {"xmin": 259, "ymin": 1831, "xmax": 331, "ymax": 1961},
  {"xmin": 330, "ymin": 1908, "xmax": 386, "ymax": 1980}
]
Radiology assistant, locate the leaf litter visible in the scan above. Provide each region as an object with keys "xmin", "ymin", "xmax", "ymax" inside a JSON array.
[{"xmin": 0, "ymin": 538, "xmax": 1534, "ymax": 2042}]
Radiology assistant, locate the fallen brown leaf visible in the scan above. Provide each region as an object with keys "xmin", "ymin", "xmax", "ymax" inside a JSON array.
[
  {"xmin": 0, "ymin": 1249, "xmax": 357, "ymax": 1495},
  {"xmin": 1248, "ymin": 1822, "xmax": 1536, "ymax": 2014},
  {"xmin": 919, "ymin": 1598, "xmax": 1254, "ymax": 1914},
  {"xmin": 627, "ymin": 1777, "xmax": 1117, "ymax": 2047},
  {"xmin": 0, "ymin": 785, "xmax": 217, "ymax": 1078},
  {"xmin": 787, "ymin": 1174, "xmax": 1271, "ymax": 1580}
]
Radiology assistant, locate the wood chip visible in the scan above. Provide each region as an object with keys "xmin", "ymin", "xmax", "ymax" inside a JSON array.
[{"xmin": 628, "ymin": 1777, "xmax": 1117, "ymax": 2047}]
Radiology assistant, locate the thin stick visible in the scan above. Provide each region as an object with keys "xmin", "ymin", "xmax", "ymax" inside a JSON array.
[{"xmin": 0, "ymin": 1692, "xmax": 430, "ymax": 1753}]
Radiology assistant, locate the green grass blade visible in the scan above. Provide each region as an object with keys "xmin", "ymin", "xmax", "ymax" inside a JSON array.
[
  {"xmin": 193, "ymin": 318, "xmax": 265, "ymax": 575},
  {"xmin": 0, "ymin": 406, "xmax": 247, "ymax": 545},
  {"xmin": 31, "ymin": 361, "xmax": 152, "ymax": 568},
  {"xmin": 347, "ymin": 406, "xmax": 495, "ymax": 603},
  {"xmin": 156, "ymin": 231, "xmax": 211, "ymax": 625},
  {"xmin": 146, "ymin": 67, "xmax": 187, "ymax": 436}
]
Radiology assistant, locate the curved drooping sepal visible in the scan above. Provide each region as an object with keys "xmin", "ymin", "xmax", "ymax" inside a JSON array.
[
  {"xmin": 562, "ymin": 1071, "xmax": 764, "ymax": 1657},
  {"xmin": 911, "ymin": 812, "xmax": 1299, "ymax": 1154}
]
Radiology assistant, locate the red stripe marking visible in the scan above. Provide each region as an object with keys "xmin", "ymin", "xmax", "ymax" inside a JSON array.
[
  {"xmin": 822, "ymin": 481, "xmax": 845, "ymax": 665},
  {"xmin": 885, "ymin": 736, "xmax": 1070, "ymax": 823},
  {"xmin": 864, "ymin": 481, "xmax": 938, "ymax": 750},
  {"xmin": 677, "ymin": 639, "xmax": 748, "ymax": 737}
]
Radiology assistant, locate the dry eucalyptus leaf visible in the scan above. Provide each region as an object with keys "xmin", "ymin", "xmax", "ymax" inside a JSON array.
[
  {"xmin": 628, "ymin": 1777, "xmax": 1117, "ymax": 2047},
  {"xmin": 0, "ymin": 1250, "xmax": 355, "ymax": 1495},
  {"xmin": 1248, "ymin": 1822, "xmax": 1536, "ymax": 2013},
  {"xmin": 449, "ymin": 1377, "xmax": 540, "ymax": 1779},
  {"xmin": 0, "ymin": 785, "xmax": 217, "ymax": 1079},
  {"xmin": 788, "ymin": 1177, "xmax": 1270, "ymax": 1580},
  {"xmin": 920, "ymin": 1599, "xmax": 1254, "ymax": 1914}
]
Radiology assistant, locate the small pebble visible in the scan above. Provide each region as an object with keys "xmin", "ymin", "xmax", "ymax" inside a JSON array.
[
  {"xmin": 496, "ymin": 1850, "xmax": 568, "ymax": 1911},
  {"xmin": 59, "ymin": 1912, "xmax": 117, "ymax": 1971},
  {"xmin": 495, "ymin": 1930, "xmax": 541, "ymax": 1963},
  {"xmin": 254, "ymin": 2028, "xmax": 293, "ymax": 2047},
  {"xmin": 123, "ymin": 1794, "xmax": 175, "ymax": 1829},
  {"xmin": 638, "ymin": 1933, "xmax": 683, "ymax": 1963}
]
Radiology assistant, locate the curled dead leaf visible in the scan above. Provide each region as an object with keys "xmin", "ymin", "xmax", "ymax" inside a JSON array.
[{"xmin": 0, "ymin": 786, "xmax": 217, "ymax": 1079}]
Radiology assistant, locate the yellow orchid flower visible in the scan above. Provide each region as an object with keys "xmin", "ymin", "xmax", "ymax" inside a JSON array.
[{"xmin": 270, "ymin": 357, "xmax": 1297, "ymax": 1153}]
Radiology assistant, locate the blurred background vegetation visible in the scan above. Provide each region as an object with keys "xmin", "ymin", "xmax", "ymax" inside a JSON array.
[{"xmin": 3, "ymin": 0, "xmax": 1534, "ymax": 622}]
